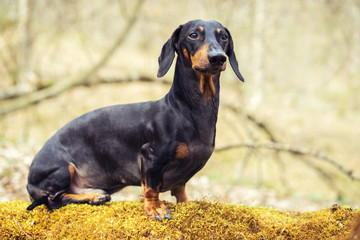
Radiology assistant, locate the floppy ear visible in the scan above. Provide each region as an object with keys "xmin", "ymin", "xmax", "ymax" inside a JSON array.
[
  {"xmin": 225, "ymin": 28, "xmax": 244, "ymax": 82},
  {"xmin": 157, "ymin": 25, "xmax": 183, "ymax": 78}
]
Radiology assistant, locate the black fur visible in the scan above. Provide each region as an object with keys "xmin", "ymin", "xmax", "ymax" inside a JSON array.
[{"xmin": 27, "ymin": 20, "xmax": 244, "ymax": 212}]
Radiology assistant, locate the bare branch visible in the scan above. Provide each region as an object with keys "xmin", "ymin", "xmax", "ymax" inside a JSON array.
[
  {"xmin": 215, "ymin": 141, "xmax": 360, "ymax": 182},
  {"xmin": 0, "ymin": 74, "xmax": 171, "ymax": 101},
  {"xmin": 90, "ymin": 75, "xmax": 171, "ymax": 86},
  {"xmin": 223, "ymin": 104, "xmax": 278, "ymax": 142}
]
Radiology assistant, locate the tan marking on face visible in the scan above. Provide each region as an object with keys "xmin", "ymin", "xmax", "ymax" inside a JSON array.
[
  {"xmin": 199, "ymin": 74, "xmax": 216, "ymax": 99},
  {"xmin": 190, "ymin": 44, "xmax": 209, "ymax": 71},
  {"xmin": 217, "ymin": 28, "xmax": 221, "ymax": 33},
  {"xmin": 182, "ymin": 47, "xmax": 189, "ymax": 60},
  {"xmin": 190, "ymin": 44, "xmax": 221, "ymax": 99},
  {"xmin": 175, "ymin": 143, "xmax": 189, "ymax": 159},
  {"xmin": 198, "ymin": 26, "xmax": 204, "ymax": 32}
]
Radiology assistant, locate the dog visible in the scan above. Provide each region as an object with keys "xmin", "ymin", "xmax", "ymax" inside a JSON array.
[{"xmin": 26, "ymin": 19, "xmax": 244, "ymax": 221}]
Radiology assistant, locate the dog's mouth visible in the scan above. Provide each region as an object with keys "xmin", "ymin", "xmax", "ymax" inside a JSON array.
[{"xmin": 193, "ymin": 63, "xmax": 226, "ymax": 75}]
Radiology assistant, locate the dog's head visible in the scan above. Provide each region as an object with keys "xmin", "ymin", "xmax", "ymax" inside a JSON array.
[{"xmin": 157, "ymin": 20, "xmax": 244, "ymax": 82}]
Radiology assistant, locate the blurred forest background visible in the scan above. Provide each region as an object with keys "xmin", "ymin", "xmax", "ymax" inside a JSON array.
[{"xmin": 0, "ymin": 0, "xmax": 359, "ymax": 211}]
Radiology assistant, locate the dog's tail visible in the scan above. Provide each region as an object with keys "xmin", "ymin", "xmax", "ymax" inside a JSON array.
[{"xmin": 26, "ymin": 196, "xmax": 48, "ymax": 210}]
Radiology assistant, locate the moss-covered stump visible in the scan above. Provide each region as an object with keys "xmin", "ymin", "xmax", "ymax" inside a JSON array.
[{"xmin": 0, "ymin": 200, "xmax": 358, "ymax": 239}]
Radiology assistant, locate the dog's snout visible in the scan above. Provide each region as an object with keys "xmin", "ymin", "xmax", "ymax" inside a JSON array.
[{"xmin": 208, "ymin": 52, "xmax": 226, "ymax": 67}]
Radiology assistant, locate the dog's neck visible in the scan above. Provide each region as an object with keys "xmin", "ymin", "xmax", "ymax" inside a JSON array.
[{"xmin": 166, "ymin": 57, "xmax": 220, "ymax": 144}]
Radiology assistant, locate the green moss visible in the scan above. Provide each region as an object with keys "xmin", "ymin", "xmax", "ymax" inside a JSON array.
[{"xmin": 0, "ymin": 200, "xmax": 357, "ymax": 239}]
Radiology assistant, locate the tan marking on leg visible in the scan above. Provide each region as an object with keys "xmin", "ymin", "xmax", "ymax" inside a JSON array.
[
  {"xmin": 64, "ymin": 163, "xmax": 110, "ymax": 205},
  {"xmin": 68, "ymin": 163, "xmax": 76, "ymax": 182},
  {"xmin": 141, "ymin": 182, "xmax": 170, "ymax": 220},
  {"xmin": 68, "ymin": 163, "xmax": 83, "ymax": 194},
  {"xmin": 62, "ymin": 193, "xmax": 106, "ymax": 203},
  {"xmin": 175, "ymin": 143, "xmax": 189, "ymax": 159},
  {"xmin": 141, "ymin": 179, "xmax": 146, "ymax": 194},
  {"xmin": 171, "ymin": 185, "xmax": 189, "ymax": 203}
]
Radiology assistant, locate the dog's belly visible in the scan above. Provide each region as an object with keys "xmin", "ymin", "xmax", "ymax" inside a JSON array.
[
  {"xmin": 72, "ymin": 141, "xmax": 213, "ymax": 193},
  {"xmin": 70, "ymin": 148, "xmax": 143, "ymax": 192}
]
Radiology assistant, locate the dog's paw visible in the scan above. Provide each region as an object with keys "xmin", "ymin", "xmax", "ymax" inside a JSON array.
[
  {"xmin": 144, "ymin": 201, "xmax": 171, "ymax": 221},
  {"xmin": 89, "ymin": 193, "xmax": 111, "ymax": 205}
]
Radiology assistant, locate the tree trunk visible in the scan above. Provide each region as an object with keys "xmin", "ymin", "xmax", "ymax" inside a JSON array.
[
  {"xmin": 17, "ymin": 0, "xmax": 34, "ymax": 86},
  {"xmin": 249, "ymin": 0, "xmax": 265, "ymax": 110}
]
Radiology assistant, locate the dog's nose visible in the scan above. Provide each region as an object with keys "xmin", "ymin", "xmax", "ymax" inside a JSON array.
[{"xmin": 208, "ymin": 53, "xmax": 227, "ymax": 67}]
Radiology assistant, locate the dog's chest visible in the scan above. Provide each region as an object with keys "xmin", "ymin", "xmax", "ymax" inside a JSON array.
[{"xmin": 160, "ymin": 141, "xmax": 214, "ymax": 191}]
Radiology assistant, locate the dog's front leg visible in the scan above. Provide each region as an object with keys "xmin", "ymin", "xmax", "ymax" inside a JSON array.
[
  {"xmin": 141, "ymin": 181, "xmax": 171, "ymax": 221},
  {"xmin": 140, "ymin": 143, "xmax": 172, "ymax": 221}
]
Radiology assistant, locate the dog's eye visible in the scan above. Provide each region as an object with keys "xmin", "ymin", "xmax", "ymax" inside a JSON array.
[
  {"xmin": 188, "ymin": 33, "xmax": 198, "ymax": 39},
  {"xmin": 220, "ymin": 34, "xmax": 228, "ymax": 41}
]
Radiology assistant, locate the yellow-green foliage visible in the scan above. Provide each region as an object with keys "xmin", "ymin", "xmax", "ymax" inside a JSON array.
[{"xmin": 0, "ymin": 200, "xmax": 357, "ymax": 239}]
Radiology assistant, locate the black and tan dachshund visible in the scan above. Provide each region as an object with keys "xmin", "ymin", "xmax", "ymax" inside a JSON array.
[{"xmin": 26, "ymin": 19, "xmax": 244, "ymax": 221}]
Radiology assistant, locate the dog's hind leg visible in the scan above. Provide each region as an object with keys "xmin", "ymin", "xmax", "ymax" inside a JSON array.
[
  {"xmin": 27, "ymin": 159, "xmax": 72, "ymax": 210},
  {"xmin": 171, "ymin": 185, "xmax": 189, "ymax": 203},
  {"xmin": 47, "ymin": 164, "xmax": 111, "ymax": 209},
  {"xmin": 27, "ymin": 162, "xmax": 110, "ymax": 210}
]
